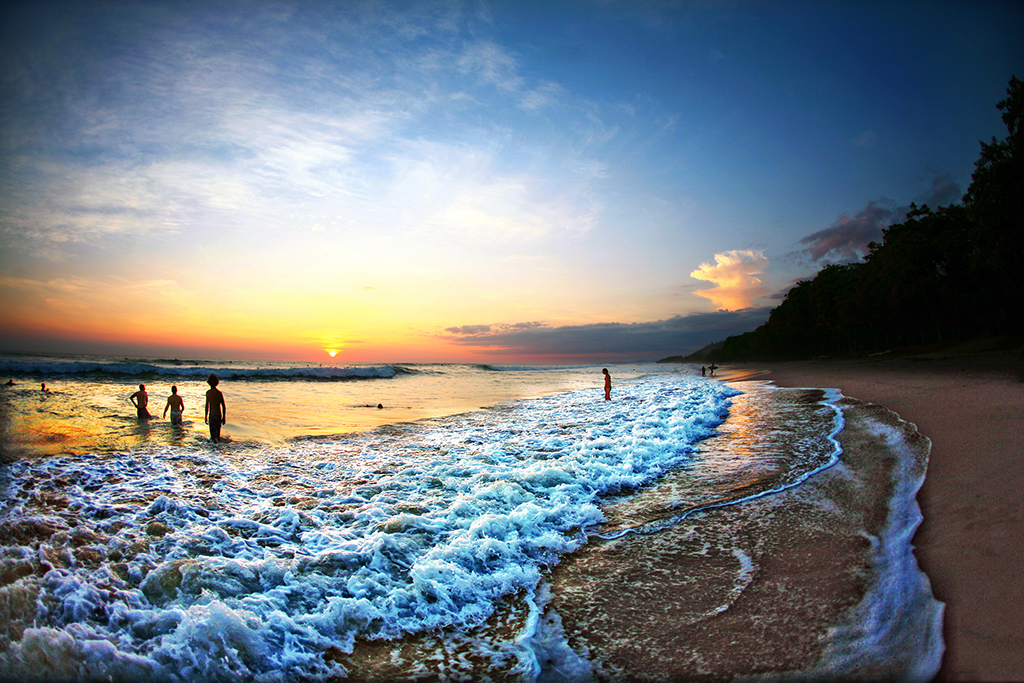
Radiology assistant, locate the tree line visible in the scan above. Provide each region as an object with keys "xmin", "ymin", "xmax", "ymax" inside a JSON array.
[{"xmin": 703, "ymin": 76, "xmax": 1023, "ymax": 362}]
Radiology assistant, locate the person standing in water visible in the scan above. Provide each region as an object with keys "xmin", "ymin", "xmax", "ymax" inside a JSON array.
[
  {"xmin": 204, "ymin": 374, "xmax": 226, "ymax": 443},
  {"xmin": 129, "ymin": 384, "xmax": 151, "ymax": 419},
  {"xmin": 163, "ymin": 386, "xmax": 185, "ymax": 425},
  {"xmin": 603, "ymin": 368, "xmax": 611, "ymax": 401}
]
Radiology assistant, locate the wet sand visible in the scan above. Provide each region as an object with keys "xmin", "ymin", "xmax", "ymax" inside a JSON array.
[
  {"xmin": 730, "ymin": 347, "xmax": 1024, "ymax": 681},
  {"xmin": 546, "ymin": 384, "xmax": 939, "ymax": 682}
]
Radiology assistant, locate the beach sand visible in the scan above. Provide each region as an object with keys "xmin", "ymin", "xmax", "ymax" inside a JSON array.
[{"xmin": 728, "ymin": 345, "xmax": 1024, "ymax": 681}]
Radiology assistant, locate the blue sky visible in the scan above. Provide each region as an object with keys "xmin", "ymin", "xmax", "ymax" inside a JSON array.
[{"xmin": 1, "ymin": 0, "xmax": 1020, "ymax": 361}]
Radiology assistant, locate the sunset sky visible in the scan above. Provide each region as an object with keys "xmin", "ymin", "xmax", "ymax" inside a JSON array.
[{"xmin": 1, "ymin": 0, "xmax": 1021, "ymax": 362}]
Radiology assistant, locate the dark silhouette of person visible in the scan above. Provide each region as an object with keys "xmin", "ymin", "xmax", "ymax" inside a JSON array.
[
  {"xmin": 204, "ymin": 374, "xmax": 226, "ymax": 443},
  {"xmin": 130, "ymin": 384, "xmax": 151, "ymax": 419},
  {"xmin": 603, "ymin": 368, "xmax": 611, "ymax": 401},
  {"xmin": 163, "ymin": 386, "xmax": 185, "ymax": 425},
  {"xmin": 701, "ymin": 366, "xmax": 706, "ymax": 377},
  {"xmin": 709, "ymin": 364, "xmax": 718, "ymax": 377}
]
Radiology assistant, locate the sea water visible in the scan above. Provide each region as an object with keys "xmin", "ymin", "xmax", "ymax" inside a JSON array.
[{"xmin": 0, "ymin": 354, "xmax": 943, "ymax": 681}]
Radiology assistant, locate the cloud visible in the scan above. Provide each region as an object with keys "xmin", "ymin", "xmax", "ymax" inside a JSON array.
[
  {"xmin": 1, "ymin": 1, "xmax": 622, "ymax": 259},
  {"xmin": 795, "ymin": 172, "xmax": 962, "ymax": 264},
  {"xmin": 440, "ymin": 310, "xmax": 771, "ymax": 359},
  {"xmin": 852, "ymin": 130, "xmax": 877, "ymax": 147},
  {"xmin": 445, "ymin": 321, "xmax": 543, "ymax": 336},
  {"xmin": 520, "ymin": 81, "xmax": 565, "ymax": 111},
  {"xmin": 689, "ymin": 250, "xmax": 770, "ymax": 311},
  {"xmin": 797, "ymin": 201, "xmax": 891, "ymax": 262},
  {"xmin": 445, "ymin": 324, "xmax": 493, "ymax": 335},
  {"xmin": 457, "ymin": 40, "xmax": 525, "ymax": 93},
  {"xmin": 917, "ymin": 172, "xmax": 961, "ymax": 208}
]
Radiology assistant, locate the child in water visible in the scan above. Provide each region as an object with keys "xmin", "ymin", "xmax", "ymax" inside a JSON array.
[
  {"xmin": 204, "ymin": 374, "xmax": 226, "ymax": 443},
  {"xmin": 163, "ymin": 386, "xmax": 184, "ymax": 425}
]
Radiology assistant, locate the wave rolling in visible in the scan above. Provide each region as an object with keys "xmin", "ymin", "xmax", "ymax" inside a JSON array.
[{"xmin": 0, "ymin": 362, "xmax": 943, "ymax": 681}]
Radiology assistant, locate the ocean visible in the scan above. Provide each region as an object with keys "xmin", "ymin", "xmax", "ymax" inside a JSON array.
[{"xmin": 0, "ymin": 353, "xmax": 943, "ymax": 682}]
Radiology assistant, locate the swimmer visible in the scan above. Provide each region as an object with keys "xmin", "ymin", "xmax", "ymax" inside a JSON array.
[
  {"xmin": 129, "ymin": 384, "xmax": 151, "ymax": 419},
  {"xmin": 204, "ymin": 374, "xmax": 226, "ymax": 444},
  {"xmin": 603, "ymin": 368, "xmax": 611, "ymax": 401},
  {"xmin": 163, "ymin": 385, "xmax": 185, "ymax": 425}
]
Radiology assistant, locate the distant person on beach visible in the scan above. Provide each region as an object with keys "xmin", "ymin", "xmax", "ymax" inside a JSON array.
[
  {"xmin": 40, "ymin": 382, "xmax": 49, "ymax": 392},
  {"xmin": 603, "ymin": 368, "xmax": 611, "ymax": 401},
  {"xmin": 129, "ymin": 384, "xmax": 151, "ymax": 419},
  {"xmin": 163, "ymin": 386, "xmax": 184, "ymax": 425},
  {"xmin": 204, "ymin": 374, "xmax": 226, "ymax": 444},
  {"xmin": 4, "ymin": 379, "xmax": 14, "ymax": 386},
  {"xmin": 709, "ymin": 364, "xmax": 718, "ymax": 377},
  {"xmin": 701, "ymin": 366, "xmax": 706, "ymax": 377}
]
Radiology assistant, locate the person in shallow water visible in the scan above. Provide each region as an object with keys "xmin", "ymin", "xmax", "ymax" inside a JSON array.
[
  {"xmin": 163, "ymin": 385, "xmax": 185, "ymax": 425},
  {"xmin": 204, "ymin": 374, "xmax": 226, "ymax": 443},
  {"xmin": 603, "ymin": 368, "xmax": 611, "ymax": 401},
  {"xmin": 129, "ymin": 384, "xmax": 151, "ymax": 419}
]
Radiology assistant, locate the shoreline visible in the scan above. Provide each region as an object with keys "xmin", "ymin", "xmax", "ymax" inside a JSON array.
[
  {"xmin": 543, "ymin": 382, "xmax": 942, "ymax": 681},
  {"xmin": 723, "ymin": 348, "xmax": 1024, "ymax": 681}
]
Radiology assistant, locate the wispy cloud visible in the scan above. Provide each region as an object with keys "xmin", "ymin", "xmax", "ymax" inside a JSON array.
[
  {"xmin": 796, "ymin": 201, "xmax": 891, "ymax": 263},
  {"xmin": 852, "ymin": 130, "xmax": 877, "ymax": 147},
  {"xmin": 689, "ymin": 250, "xmax": 770, "ymax": 311},
  {"xmin": 1, "ymin": 1, "xmax": 622, "ymax": 260},
  {"xmin": 794, "ymin": 173, "xmax": 962, "ymax": 264},
  {"xmin": 457, "ymin": 40, "xmax": 525, "ymax": 92}
]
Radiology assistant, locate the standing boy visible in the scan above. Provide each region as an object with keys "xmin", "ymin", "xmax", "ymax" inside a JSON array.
[
  {"xmin": 163, "ymin": 386, "xmax": 185, "ymax": 425},
  {"xmin": 130, "ymin": 384, "xmax": 151, "ymax": 419},
  {"xmin": 204, "ymin": 374, "xmax": 226, "ymax": 443}
]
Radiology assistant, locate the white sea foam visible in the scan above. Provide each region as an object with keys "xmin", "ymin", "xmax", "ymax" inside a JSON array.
[
  {"xmin": 0, "ymin": 373, "xmax": 737, "ymax": 681},
  {"xmin": 815, "ymin": 416, "xmax": 945, "ymax": 682}
]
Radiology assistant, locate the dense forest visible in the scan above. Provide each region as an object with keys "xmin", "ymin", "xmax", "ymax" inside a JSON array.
[{"xmin": 701, "ymin": 76, "xmax": 1023, "ymax": 362}]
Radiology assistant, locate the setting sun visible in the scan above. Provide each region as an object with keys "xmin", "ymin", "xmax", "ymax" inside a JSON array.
[{"xmin": 328, "ymin": 350, "xmax": 337, "ymax": 357}]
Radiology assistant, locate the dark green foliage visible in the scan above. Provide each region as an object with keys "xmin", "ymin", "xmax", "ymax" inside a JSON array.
[{"xmin": 708, "ymin": 77, "xmax": 1023, "ymax": 362}]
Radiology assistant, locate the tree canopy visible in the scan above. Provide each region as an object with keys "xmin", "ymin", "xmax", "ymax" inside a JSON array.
[{"xmin": 705, "ymin": 76, "xmax": 1023, "ymax": 362}]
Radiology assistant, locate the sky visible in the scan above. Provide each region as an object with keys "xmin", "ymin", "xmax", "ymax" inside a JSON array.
[{"xmin": 1, "ymin": 0, "xmax": 1021, "ymax": 363}]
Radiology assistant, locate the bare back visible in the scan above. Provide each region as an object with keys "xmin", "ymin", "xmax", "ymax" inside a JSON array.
[{"xmin": 205, "ymin": 388, "xmax": 225, "ymax": 422}]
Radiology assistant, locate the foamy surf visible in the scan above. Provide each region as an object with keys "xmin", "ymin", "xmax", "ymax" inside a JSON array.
[
  {"xmin": 0, "ymin": 365, "xmax": 943, "ymax": 681},
  {"xmin": 0, "ymin": 374, "xmax": 738, "ymax": 681}
]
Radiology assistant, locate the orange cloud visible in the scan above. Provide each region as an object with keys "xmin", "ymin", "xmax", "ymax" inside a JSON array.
[{"xmin": 689, "ymin": 249, "xmax": 769, "ymax": 310}]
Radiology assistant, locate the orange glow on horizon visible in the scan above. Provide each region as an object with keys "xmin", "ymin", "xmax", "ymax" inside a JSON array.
[{"xmin": 0, "ymin": 276, "xmax": 664, "ymax": 364}]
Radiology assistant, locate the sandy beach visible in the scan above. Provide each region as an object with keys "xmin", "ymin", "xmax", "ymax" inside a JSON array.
[{"xmin": 726, "ymin": 344, "xmax": 1024, "ymax": 681}]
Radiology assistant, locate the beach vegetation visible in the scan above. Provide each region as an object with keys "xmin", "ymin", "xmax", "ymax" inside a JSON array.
[{"xmin": 700, "ymin": 76, "xmax": 1023, "ymax": 361}]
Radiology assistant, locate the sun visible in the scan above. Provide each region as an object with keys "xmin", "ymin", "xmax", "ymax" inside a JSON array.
[{"xmin": 328, "ymin": 350, "xmax": 337, "ymax": 358}]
